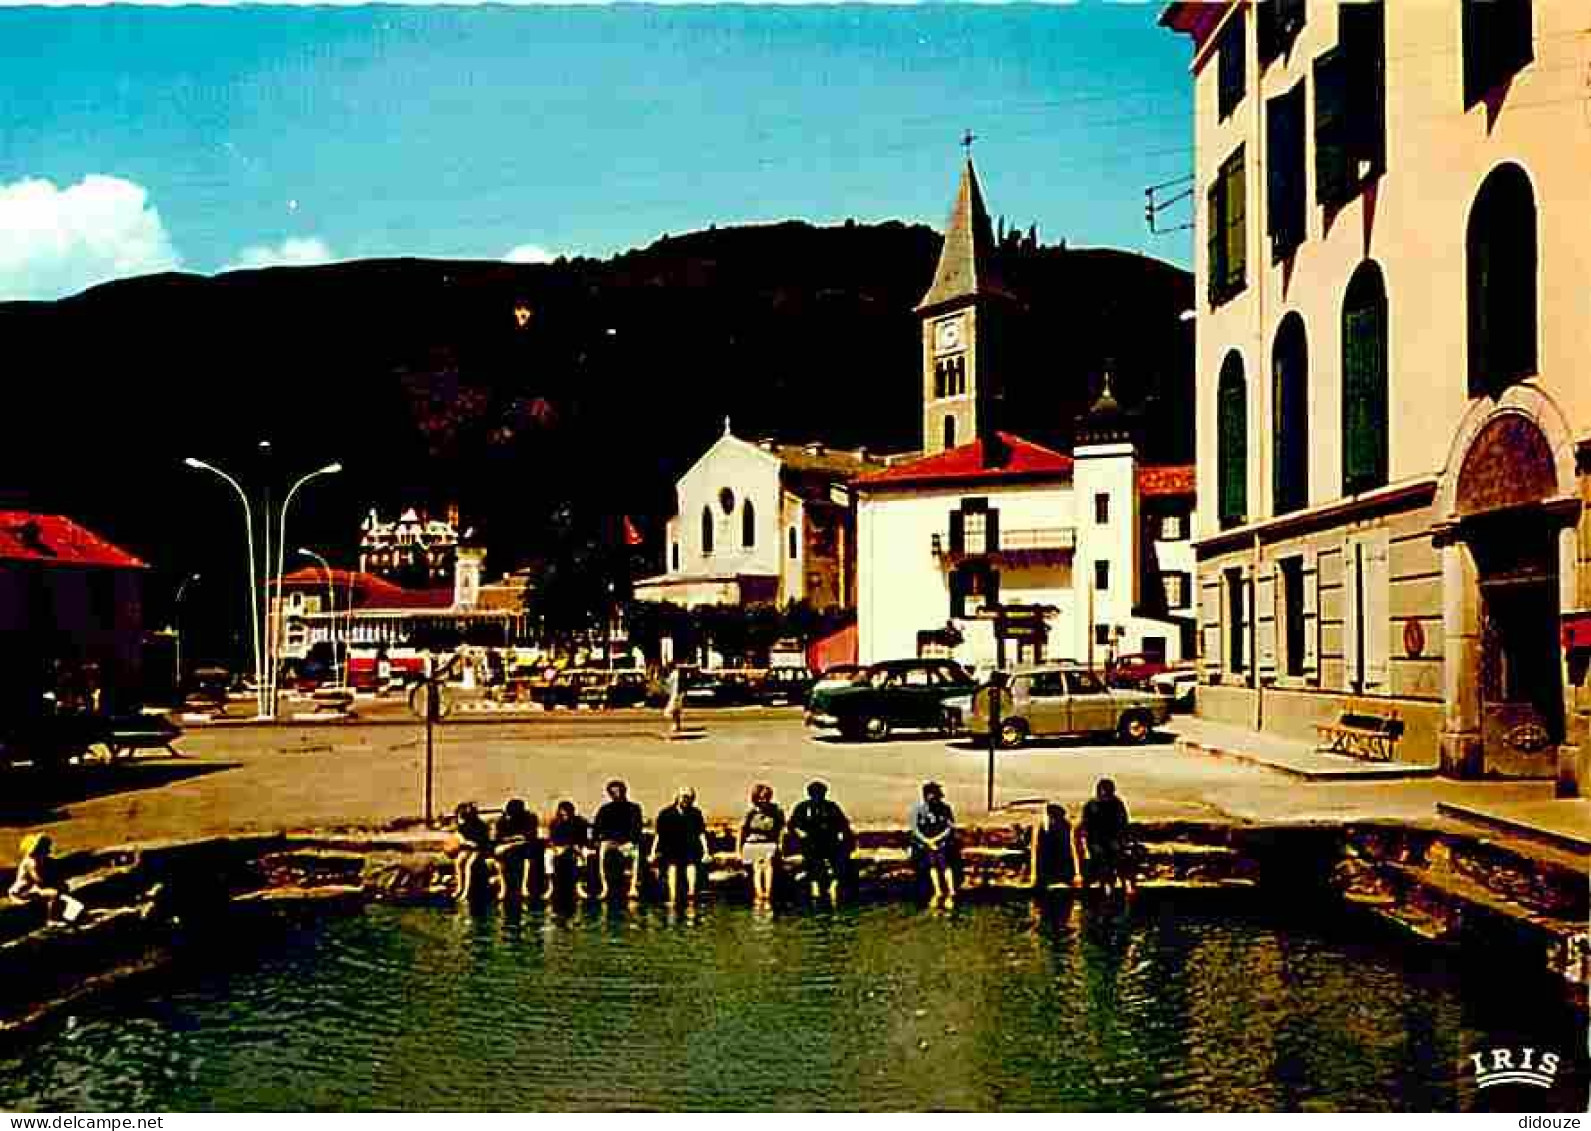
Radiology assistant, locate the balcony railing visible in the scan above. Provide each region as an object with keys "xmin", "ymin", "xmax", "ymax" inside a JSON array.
[{"xmin": 932, "ymin": 527, "xmax": 1076, "ymax": 558}]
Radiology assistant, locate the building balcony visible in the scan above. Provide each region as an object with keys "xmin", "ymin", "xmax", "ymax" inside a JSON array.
[{"xmin": 931, "ymin": 527, "xmax": 1076, "ymax": 563}]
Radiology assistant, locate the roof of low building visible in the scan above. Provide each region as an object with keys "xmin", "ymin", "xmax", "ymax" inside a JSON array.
[
  {"xmin": 276, "ymin": 566, "xmax": 453, "ymax": 611},
  {"xmin": 1136, "ymin": 465, "xmax": 1197, "ymax": 498},
  {"xmin": 0, "ymin": 512, "xmax": 146, "ymax": 570},
  {"xmin": 856, "ymin": 433, "xmax": 1074, "ymax": 490}
]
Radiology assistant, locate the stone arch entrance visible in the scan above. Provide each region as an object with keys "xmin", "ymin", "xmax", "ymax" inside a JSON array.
[{"xmin": 1439, "ymin": 404, "xmax": 1579, "ymax": 778}]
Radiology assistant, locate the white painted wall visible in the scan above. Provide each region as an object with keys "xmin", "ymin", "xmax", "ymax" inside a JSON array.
[
  {"xmin": 674, "ymin": 433, "xmax": 783, "ymax": 581},
  {"xmin": 1072, "ymin": 443, "xmax": 1139, "ymax": 664}
]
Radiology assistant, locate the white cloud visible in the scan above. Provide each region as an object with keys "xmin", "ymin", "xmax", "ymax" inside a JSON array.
[
  {"xmin": 0, "ymin": 175, "xmax": 182, "ymax": 301},
  {"xmin": 503, "ymin": 243, "xmax": 558, "ymax": 264},
  {"xmin": 223, "ymin": 236, "xmax": 337, "ymax": 272}
]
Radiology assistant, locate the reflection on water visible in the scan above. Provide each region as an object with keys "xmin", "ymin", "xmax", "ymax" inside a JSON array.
[{"xmin": 0, "ymin": 900, "xmax": 1583, "ymax": 1112}]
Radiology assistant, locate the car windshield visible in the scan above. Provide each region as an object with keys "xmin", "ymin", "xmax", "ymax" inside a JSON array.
[{"xmin": 1065, "ymin": 671, "xmax": 1107, "ymax": 695}]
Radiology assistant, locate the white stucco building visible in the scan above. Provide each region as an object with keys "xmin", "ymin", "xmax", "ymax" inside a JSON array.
[
  {"xmin": 633, "ymin": 421, "xmax": 884, "ymax": 610},
  {"xmin": 854, "ymin": 159, "xmax": 1197, "ymax": 670}
]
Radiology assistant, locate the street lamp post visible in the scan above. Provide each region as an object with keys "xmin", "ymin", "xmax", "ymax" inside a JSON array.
[
  {"xmin": 268, "ymin": 462, "xmax": 343, "ymax": 714},
  {"xmin": 296, "ymin": 547, "xmax": 339, "ymax": 686},
  {"xmin": 184, "ymin": 458, "xmax": 265, "ymax": 717},
  {"xmin": 174, "ymin": 572, "xmax": 201, "ymax": 696}
]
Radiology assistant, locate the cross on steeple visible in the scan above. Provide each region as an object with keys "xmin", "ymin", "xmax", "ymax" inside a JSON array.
[{"xmin": 960, "ymin": 129, "xmax": 977, "ymax": 158}]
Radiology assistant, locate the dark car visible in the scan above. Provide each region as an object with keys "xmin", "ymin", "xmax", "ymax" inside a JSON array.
[
  {"xmin": 758, "ymin": 667, "xmax": 814, "ymax": 706},
  {"xmin": 587, "ymin": 671, "xmax": 649, "ymax": 709},
  {"xmin": 683, "ymin": 669, "xmax": 759, "ymax": 707},
  {"xmin": 805, "ymin": 659, "xmax": 976, "ymax": 742},
  {"xmin": 1106, "ymin": 653, "xmax": 1175, "ymax": 690},
  {"xmin": 531, "ymin": 669, "xmax": 607, "ymax": 710}
]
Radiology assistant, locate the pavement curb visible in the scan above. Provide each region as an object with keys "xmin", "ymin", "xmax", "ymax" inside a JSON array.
[{"xmin": 1176, "ymin": 737, "xmax": 1442, "ymax": 782}]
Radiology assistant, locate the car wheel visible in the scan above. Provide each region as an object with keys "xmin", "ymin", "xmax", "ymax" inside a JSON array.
[
  {"xmin": 998, "ymin": 719, "xmax": 1027, "ymax": 750},
  {"xmin": 838, "ymin": 722, "xmax": 864, "ymax": 742},
  {"xmin": 862, "ymin": 716, "xmax": 891, "ymax": 742},
  {"xmin": 1117, "ymin": 712, "xmax": 1152, "ymax": 745}
]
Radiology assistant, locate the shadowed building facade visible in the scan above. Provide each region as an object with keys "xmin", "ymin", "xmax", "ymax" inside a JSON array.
[{"xmin": 1163, "ymin": 1, "xmax": 1591, "ymax": 788}]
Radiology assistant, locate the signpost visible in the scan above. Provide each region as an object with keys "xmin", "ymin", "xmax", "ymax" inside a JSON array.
[
  {"xmin": 974, "ymin": 670, "xmax": 1012, "ymax": 812},
  {"xmin": 417, "ymin": 654, "xmax": 460, "ymax": 826}
]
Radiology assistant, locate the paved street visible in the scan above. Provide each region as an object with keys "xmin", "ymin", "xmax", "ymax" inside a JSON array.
[{"xmin": 0, "ymin": 708, "xmax": 1559, "ymax": 865}]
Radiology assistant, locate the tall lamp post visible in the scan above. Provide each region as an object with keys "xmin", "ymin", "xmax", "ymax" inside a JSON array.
[
  {"xmin": 296, "ymin": 547, "xmax": 339, "ymax": 686},
  {"xmin": 268, "ymin": 462, "xmax": 342, "ymax": 714},
  {"xmin": 173, "ymin": 572, "xmax": 201, "ymax": 695},
  {"xmin": 184, "ymin": 458, "xmax": 265, "ymax": 717}
]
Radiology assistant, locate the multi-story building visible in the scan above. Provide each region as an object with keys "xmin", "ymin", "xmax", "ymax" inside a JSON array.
[
  {"xmin": 856, "ymin": 160, "xmax": 1198, "ymax": 669},
  {"xmin": 633, "ymin": 422, "xmax": 883, "ymax": 611},
  {"xmin": 357, "ymin": 506, "xmax": 460, "ymax": 586},
  {"xmin": 1163, "ymin": 1, "xmax": 1590, "ymax": 786}
]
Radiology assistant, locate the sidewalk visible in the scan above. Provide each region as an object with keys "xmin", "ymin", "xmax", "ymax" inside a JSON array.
[
  {"xmin": 1172, "ymin": 717, "xmax": 1441, "ymax": 781},
  {"xmin": 1436, "ymin": 797, "xmax": 1591, "ymax": 857}
]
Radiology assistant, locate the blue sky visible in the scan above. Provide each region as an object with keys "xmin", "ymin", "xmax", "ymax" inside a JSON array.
[{"xmin": 0, "ymin": 3, "xmax": 1194, "ymax": 301}]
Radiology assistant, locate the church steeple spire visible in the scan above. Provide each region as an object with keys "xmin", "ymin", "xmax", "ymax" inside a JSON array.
[{"xmin": 916, "ymin": 158, "xmax": 1013, "ymax": 315}]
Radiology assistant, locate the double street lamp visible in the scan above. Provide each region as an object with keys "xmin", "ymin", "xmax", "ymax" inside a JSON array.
[
  {"xmin": 184, "ymin": 454, "xmax": 341, "ymax": 718},
  {"xmin": 296, "ymin": 546, "xmax": 341, "ymax": 688}
]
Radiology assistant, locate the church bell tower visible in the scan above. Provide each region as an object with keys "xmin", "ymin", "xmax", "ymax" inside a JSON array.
[{"xmin": 916, "ymin": 149, "xmax": 1015, "ymax": 455}]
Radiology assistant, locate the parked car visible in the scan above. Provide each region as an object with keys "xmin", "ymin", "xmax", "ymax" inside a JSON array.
[
  {"xmin": 684, "ymin": 669, "xmax": 759, "ymax": 707},
  {"xmin": 943, "ymin": 665, "xmax": 1171, "ymax": 749},
  {"xmin": 590, "ymin": 670, "xmax": 649, "ymax": 709},
  {"xmin": 1149, "ymin": 667, "xmax": 1199, "ymax": 712},
  {"xmin": 530, "ymin": 669, "xmax": 610, "ymax": 710},
  {"xmin": 808, "ymin": 664, "xmax": 867, "ymax": 699},
  {"xmin": 758, "ymin": 667, "xmax": 814, "ymax": 706},
  {"xmin": 805, "ymin": 659, "xmax": 977, "ymax": 742},
  {"xmin": 1106, "ymin": 653, "xmax": 1175, "ymax": 690}
]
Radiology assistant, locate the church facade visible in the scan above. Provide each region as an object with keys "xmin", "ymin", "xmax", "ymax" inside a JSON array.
[{"xmin": 855, "ymin": 160, "xmax": 1198, "ymax": 671}]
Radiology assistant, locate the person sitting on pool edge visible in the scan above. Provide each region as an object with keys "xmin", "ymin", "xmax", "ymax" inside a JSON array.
[
  {"xmin": 651, "ymin": 786, "xmax": 709, "ymax": 904},
  {"xmin": 448, "ymin": 802, "xmax": 494, "ymax": 905},
  {"xmin": 592, "ymin": 780, "xmax": 645, "ymax": 902},
  {"xmin": 544, "ymin": 800, "xmax": 592, "ymax": 900},
  {"xmin": 738, "ymin": 783, "xmax": 785, "ymax": 908},
  {"xmin": 788, "ymin": 780, "xmax": 853, "ymax": 903},
  {"xmin": 8, "ymin": 834, "xmax": 85, "ymax": 926},
  {"xmin": 491, "ymin": 799, "xmax": 540, "ymax": 904},
  {"xmin": 1030, "ymin": 803, "xmax": 1076, "ymax": 893},
  {"xmin": 908, "ymin": 781, "xmax": 959, "ymax": 905},
  {"xmin": 1075, "ymin": 778, "xmax": 1135, "ymax": 897}
]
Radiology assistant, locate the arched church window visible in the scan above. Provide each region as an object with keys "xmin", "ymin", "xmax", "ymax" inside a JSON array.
[
  {"xmin": 701, "ymin": 506, "xmax": 714, "ymax": 555},
  {"xmin": 742, "ymin": 499, "xmax": 756, "ymax": 549},
  {"xmin": 943, "ymin": 415, "xmax": 957, "ymax": 450}
]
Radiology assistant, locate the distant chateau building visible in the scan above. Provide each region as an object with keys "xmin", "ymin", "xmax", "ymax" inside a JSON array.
[
  {"xmin": 358, "ymin": 507, "xmax": 459, "ymax": 585},
  {"xmin": 634, "ymin": 422, "xmax": 883, "ymax": 610},
  {"xmin": 855, "ymin": 160, "xmax": 1198, "ymax": 669}
]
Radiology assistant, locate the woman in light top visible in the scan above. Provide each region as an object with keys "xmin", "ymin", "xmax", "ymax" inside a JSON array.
[{"xmin": 738, "ymin": 783, "xmax": 785, "ymax": 907}]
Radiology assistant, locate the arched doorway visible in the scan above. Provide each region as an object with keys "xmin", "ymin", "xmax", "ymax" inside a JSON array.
[{"xmin": 1454, "ymin": 412, "xmax": 1565, "ymax": 774}]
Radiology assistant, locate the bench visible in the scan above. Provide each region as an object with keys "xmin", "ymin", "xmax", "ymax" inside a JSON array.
[
  {"xmin": 101, "ymin": 714, "xmax": 184, "ymax": 761},
  {"xmin": 1315, "ymin": 707, "xmax": 1404, "ymax": 762}
]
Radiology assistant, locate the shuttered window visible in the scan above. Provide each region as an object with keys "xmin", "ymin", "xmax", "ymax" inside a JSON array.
[
  {"xmin": 1463, "ymin": 0, "xmax": 1533, "ymax": 109},
  {"xmin": 1341, "ymin": 0, "xmax": 1386, "ymax": 180},
  {"xmin": 1271, "ymin": 314, "xmax": 1309, "ymax": 516},
  {"xmin": 1466, "ymin": 164, "xmax": 1538, "ymax": 398},
  {"xmin": 1218, "ymin": 9, "xmax": 1246, "ymax": 121},
  {"xmin": 1266, "ymin": 81, "xmax": 1307, "ymax": 262},
  {"xmin": 1314, "ymin": 48, "xmax": 1351, "ymax": 209},
  {"xmin": 1257, "ymin": 0, "xmax": 1306, "ymax": 67},
  {"xmin": 1208, "ymin": 147, "xmax": 1247, "ymax": 307},
  {"xmin": 1217, "ymin": 352, "xmax": 1248, "ymax": 530},
  {"xmin": 1342, "ymin": 261, "xmax": 1389, "ymax": 495}
]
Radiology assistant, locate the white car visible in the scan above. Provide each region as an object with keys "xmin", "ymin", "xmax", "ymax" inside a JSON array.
[{"xmin": 1149, "ymin": 668, "xmax": 1199, "ymax": 711}]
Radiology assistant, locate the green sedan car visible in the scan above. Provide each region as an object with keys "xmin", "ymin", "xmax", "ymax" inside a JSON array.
[
  {"xmin": 942, "ymin": 665, "xmax": 1172, "ymax": 748},
  {"xmin": 805, "ymin": 659, "xmax": 977, "ymax": 742}
]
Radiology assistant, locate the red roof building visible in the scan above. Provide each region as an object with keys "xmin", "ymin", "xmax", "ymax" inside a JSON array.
[
  {"xmin": 0, "ymin": 512, "xmax": 146, "ymax": 571},
  {"xmin": 857, "ymin": 433, "xmax": 1074, "ymax": 491}
]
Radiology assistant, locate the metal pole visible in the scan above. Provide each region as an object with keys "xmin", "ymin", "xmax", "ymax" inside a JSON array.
[
  {"xmin": 260, "ymin": 442, "xmax": 273, "ymax": 718},
  {"xmin": 423, "ymin": 654, "xmax": 436, "ymax": 825},
  {"xmin": 185, "ymin": 461, "xmax": 263, "ymax": 717},
  {"xmin": 986, "ymin": 678, "xmax": 1000, "ymax": 812},
  {"xmin": 273, "ymin": 462, "xmax": 342, "ymax": 711},
  {"xmin": 173, "ymin": 572, "xmax": 198, "ymax": 695}
]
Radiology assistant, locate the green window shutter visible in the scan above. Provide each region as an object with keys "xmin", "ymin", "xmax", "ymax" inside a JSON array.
[
  {"xmin": 1225, "ymin": 149, "xmax": 1246, "ymax": 295},
  {"xmin": 949, "ymin": 568, "xmax": 966, "ymax": 620},
  {"xmin": 1314, "ymin": 49, "xmax": 1349, "ymax": 208},
  {"xmin": 1467, "ymin": 221, "xmax": 1493, "ymax": 396},
  {"xmin": 1342, "ymin": 303, "xmax": 1388, "ymax": 494},
  {"xmin": 985, "ymin": 508, "xmax": 1000, "ymax": 553},
  {"xmin": 1218, "ymin": 10, "xmax": 1246, "ymax": 120},
  {"xmin": 1218, "ymin": 364, "xmax": 1248, "ymax": 528},
  {"xmin": 1462, "ymin": 0, "xmax": 1486, "ymax": 108},
  {"xmin": 1207, "ymin": 183, "xmax": 1224, "ymax": 306},
  {"xmin": 1267, "ymin": 84, "xmax": 1305, "ymax": 261},
  {"xmin": 1341, "ymin": 1, "xmax": 1386, "ymax": 178},
  {"xmin": 948, "ymin": 510, "xmax": 965, "ymax": 555}
]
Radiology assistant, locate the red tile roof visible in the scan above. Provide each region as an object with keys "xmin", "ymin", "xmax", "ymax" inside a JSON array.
[
  {"xmin": 0, "ymin": 512, "xmax": 146, "ymax": 570},
  {"xmin": 857, "ymin": 433, "xmax": 1074, "ymax": 490},
  {"xmin": 1136, "ymin": 465, "xmax": 1197, "ymax": 498},
  {"xmin": 276, "ymin": 567, "xmax": 453, "ymax": 611}
]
